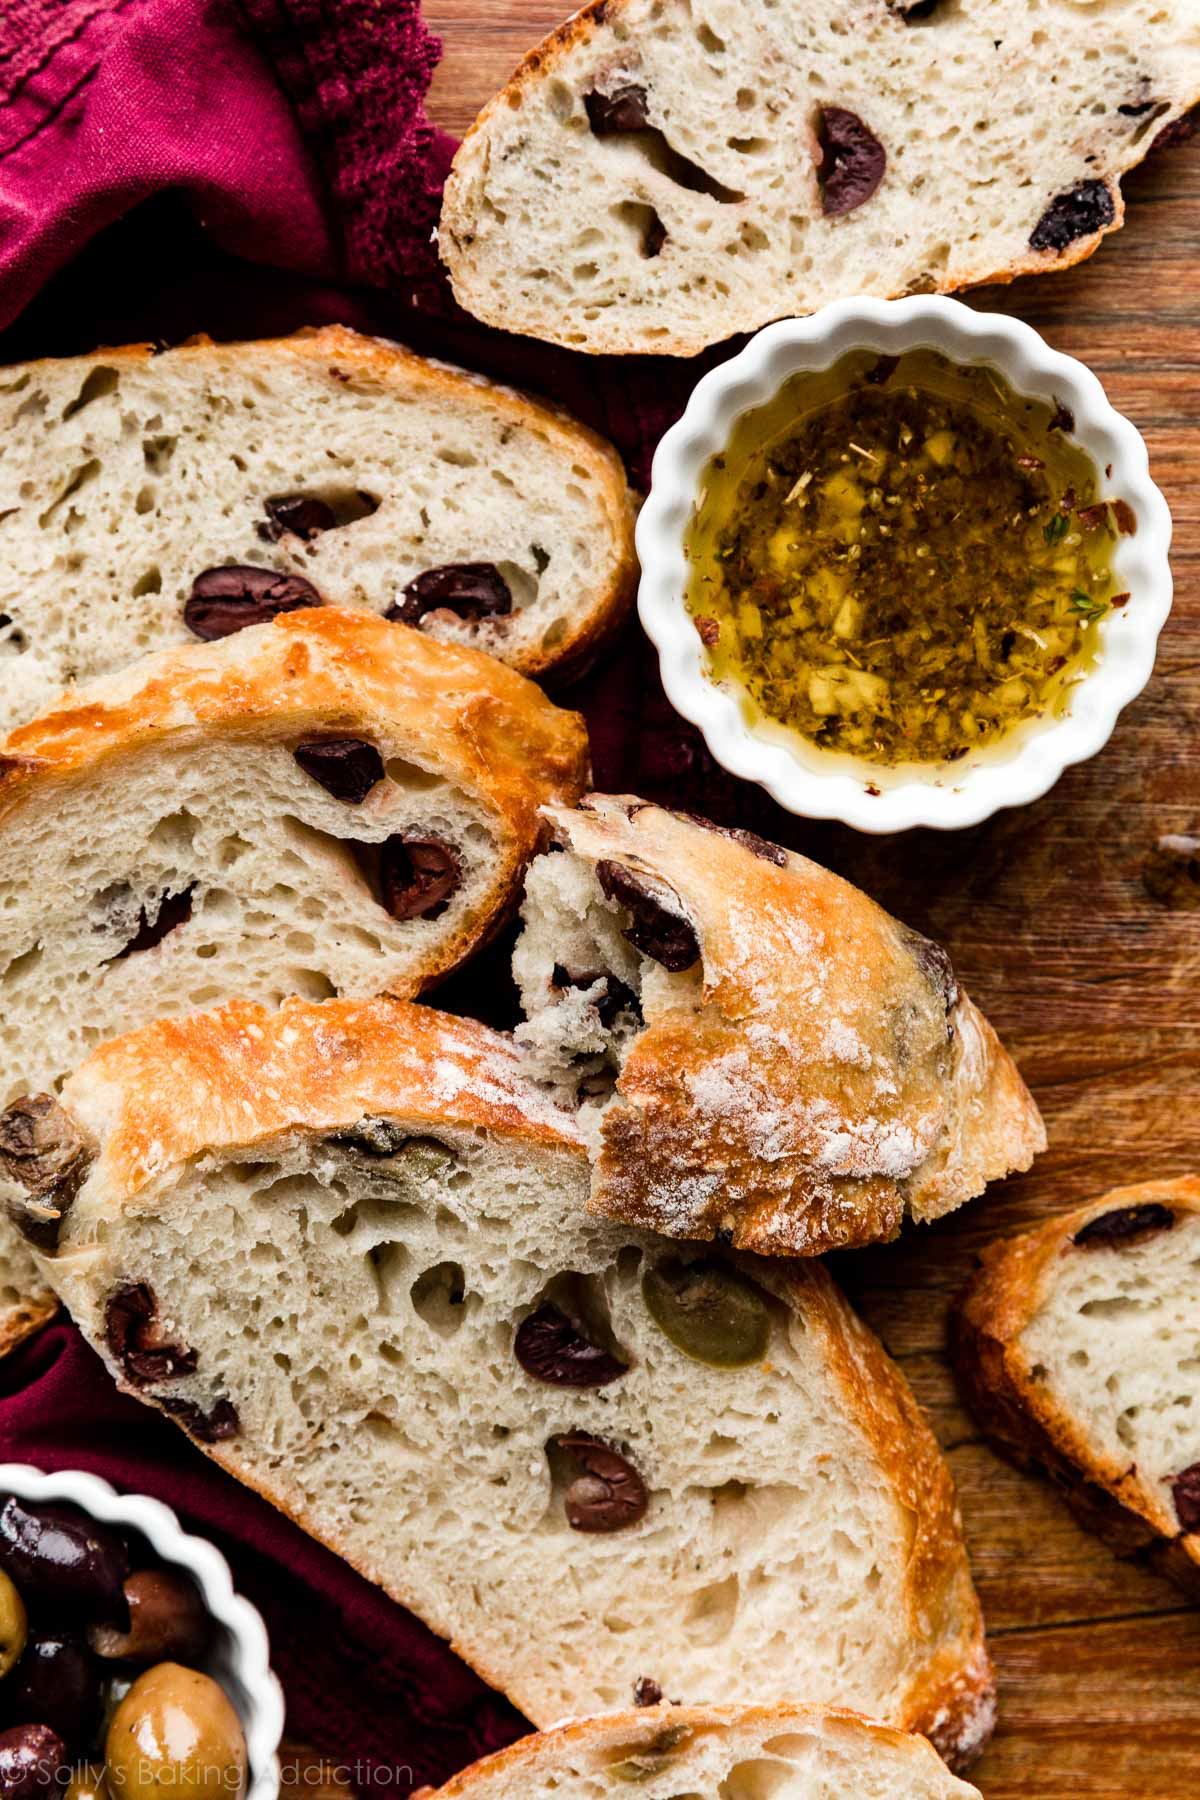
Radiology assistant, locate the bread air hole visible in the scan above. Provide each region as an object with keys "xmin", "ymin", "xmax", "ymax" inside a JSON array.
[
  {"xmin": 410, "ymin": 1260, "xmax": 468, "ymax": 1336},
  {"xmin": 61, "ymin": 365, "xmax": 119, "ymax": 420}
]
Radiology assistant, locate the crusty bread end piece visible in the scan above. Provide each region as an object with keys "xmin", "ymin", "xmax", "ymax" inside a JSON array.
[
  {"xmin": 514, "ymin": 795, "xmax": 1045, "ymax": 1255},
  {"xmin": 953, "ymin": 1176, "xmax": 1200, "ymax": 1599},
  {"xmin": 433, "ymin": 1704, "xmax": 982, "ymax": 1800},
  {"xmin": 440, "ymin": 0, "xmax": 1200, "ymax": 355},
  {"xmin": 0, "ymin": 326, "xmax": 638, "ymax": 729},
  {"xmin": 13, "ymin": 996, "xmax": 992, "ymax": 1768}
]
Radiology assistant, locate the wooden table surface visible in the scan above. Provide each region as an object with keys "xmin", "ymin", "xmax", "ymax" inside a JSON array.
[{"xmin": 424, "ymin": 9, "xmax": 1200, "ymax": 1797}]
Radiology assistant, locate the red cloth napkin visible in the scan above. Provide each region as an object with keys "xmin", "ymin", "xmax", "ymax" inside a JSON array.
[{"xmin": 0, "ymin": 0, "xmax": 831, "ymax": 1789}]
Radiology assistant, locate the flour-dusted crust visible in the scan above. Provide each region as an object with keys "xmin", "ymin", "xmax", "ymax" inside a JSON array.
[
  {"xmin": 22, "ymin": 995, "xmax": 990, "ymax": 1768},
  {"xmin": 440, "ymin": 0, "xmax": 1200, "ymax": 356},
  {"xmin": 61, "ymin": 996, "xmax": 582, "ymax": 1207},
  {"xmin": 433, "ymin": 1703, "xmax": 983, "ymax": 1799},
  {"xmin": 515, "ymin": 796, "xmax": 1044, "ymax": 1256},
  {"xmin": 0, "ymin": 325, "xmax": 639, "ymax": 728},
  {"xmin": 953, "ymin": 1177, "xmax": 1200, "ymax": 1599}
]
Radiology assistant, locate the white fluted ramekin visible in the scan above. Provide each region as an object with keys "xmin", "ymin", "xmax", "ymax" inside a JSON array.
[
  {"xmin": 0, "ymin": 1464, "xmax": 283, "ymax": 1800},
  {"xmin": 637, "ymin": 296, "xmax": 1173, "ymax": 834}
]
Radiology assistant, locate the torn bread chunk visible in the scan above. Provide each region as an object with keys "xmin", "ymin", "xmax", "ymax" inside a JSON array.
[
  {"xmin": 432, "ymin": 1705, "xmax": 983, "ymax": 1800},
  {"xmin": 514, "ymin": 796, "xmax": 1044, "ymax": 1255},
  {"xmin": 16, "ymin": 996, "xmax": 992, "ymax": 1768},
  {"xmin": 0, "ymin": 326, "xmax": 639, "ymax": 729},
  {"xmin": 440, "ymin": 0, "xmax": 1200, "ymax": 355},
  {"xmin": 953, "ymin": 1176, "xmax": 1200, "ymax": 1599}
]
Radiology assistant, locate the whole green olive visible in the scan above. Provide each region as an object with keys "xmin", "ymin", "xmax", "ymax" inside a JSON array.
[
  {"xmin": 642, "ymin": 1259, "xmax": 770, "ymax": 1367},
  {"xmin": 0, "ymin": 1568, "xmax": 27, "ymax": 1678},
  {"xmin": 105, "ymin": 1664, "xmax": 247, "ymax": 1800}
]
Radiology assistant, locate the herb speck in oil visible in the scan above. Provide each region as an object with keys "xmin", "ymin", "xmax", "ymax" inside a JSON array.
[{"xmin": 685, "ymin": 347, "xmax": 1129, "ymax": 767}]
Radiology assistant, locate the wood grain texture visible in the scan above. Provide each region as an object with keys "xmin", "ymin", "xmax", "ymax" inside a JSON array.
[{"xmin": 421, "ymin": 7, "xmax": 1200, "ymax": 1792}]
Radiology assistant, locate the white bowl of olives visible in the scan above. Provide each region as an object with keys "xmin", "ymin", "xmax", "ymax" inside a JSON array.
[
  {"xmin": 638, "ymin": 294, "xmax": 1173, "ymax": 832},
  {"xmin": 0, "ymin": 1465, "xmax": 283, "ymax": 1800}
]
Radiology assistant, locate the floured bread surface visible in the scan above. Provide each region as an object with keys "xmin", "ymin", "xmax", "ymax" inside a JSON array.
[
  {"xmin": 434, "ymin": 1704, "xmax": 982, "ymax": 1800},
  {"xmin": 0, "ymin": 607, "xmax": 587, "ymax": 1102},
  {"xmin": 440, "ymin": 0, "xmax": 1200, "ymax": 355},
  {"xmin": 514, "ymin": 796, "xmax": 1044, "ymax": 1256},
  {"xmin": 0, "ymin": 326, "xmax": 638, "ymax": 728},
  {"xmin": 954, "ymin": 1176, "xmax": 1200, "ymax": 1595},
  {"xmin": 22, "ymin": 998, "xmax": 991, "ymax": 1766}
]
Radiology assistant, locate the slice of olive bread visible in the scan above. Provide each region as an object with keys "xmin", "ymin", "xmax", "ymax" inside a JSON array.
[
  {"xmin": 953, "ymin": 1177, "xmax": 1200, "ymax": 1600},
  {"xmin": 439, "ymin": 0, "xmax": 1200, "ymax": 355},
  {"xmin": 10, "ymin": 996, "xmax": 993, "ymax": 1769},
  {"xmin": 0, "ymin": 606, "xmax": 587, "ymax": 1099},
  {"xmin": 513, "ymin": 796, "xmax": 1045, "ymax": 1256},
  {"xmin": 432, "ymin": 1705, "xmax": 983, "ymax": 1800},
  {"xmin": 0, "ymin": 326, "xmax": 638, "ymax": 730}
]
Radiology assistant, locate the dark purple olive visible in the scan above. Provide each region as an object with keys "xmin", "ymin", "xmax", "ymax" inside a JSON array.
[
  {"xmin": 514, "ymin": 1304, "xmax": 628, "ymax": 1388},
  {"xmin": 89, "ymin": 1570, "xmax": 209, "ymax": 1667},
  {"xmin": 0, "ymin": 1725, "xmax": 69, "ymax": 1800},
  {"xmin": 0, "ymin": 1501, "xmax": 127, "ymax": 1625},
  {"xmin": 7, "ymin": 1638, "xmax": 101, "ymax": 1749}
]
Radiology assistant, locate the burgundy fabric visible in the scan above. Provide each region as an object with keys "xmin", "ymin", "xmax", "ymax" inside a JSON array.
[{"xmin": 0, "ymin": 0, "xmax": 836, "ymax": 1791}]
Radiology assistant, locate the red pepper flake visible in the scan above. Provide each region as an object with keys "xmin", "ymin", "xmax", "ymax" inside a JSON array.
[
  {"xmin": 1112, "ymin": 499, "xmax": 1137, "ymax": 535},
  {"xmin": 1049, "ymin": 399, "xmax": 1076, "ymax": 433},
  {"xmin": 694, "ymin": 614, "xmax": 721, "ymax": 646},
  {"xmin": 864, "ymin": 782, "xmax": 882, "ymax": 797},
  {"xmin": 1110, "ymin": 592, "xmax": 1131, "ymax": 608},
  {"xmin": 1076, "ymin": 501, "xmax": 1111, "ymax": 531}
]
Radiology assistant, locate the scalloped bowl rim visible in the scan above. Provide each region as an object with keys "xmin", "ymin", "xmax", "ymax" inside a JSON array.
[
  {"xmin": 636, "ymin": 295, "xmax": 1173, "ymax": 833},
  {"xmin": 0, "ymin": 1463, "xmax": 284, "ymax": 1800}
]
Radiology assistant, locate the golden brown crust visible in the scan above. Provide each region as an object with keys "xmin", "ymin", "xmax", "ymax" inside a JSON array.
[
  {"xmin": 783, "ymin": 1263, "xmax": 993, "ymax": 1768},
  {"xmin": 61, "ymin": 996, "xmax": 583, "ymax": 1207},
  {"xmin": 3, "ymin": 326, "xmax": 639, "ymax": 677},
  {"xmin": 952, "ymin": 1177, "xmax": 1200, "ymax": 1600},
  {"xmin": 546, "ymin": 797, "xmax": 1043, "ymax": 1255},
  {"xmin": 432, "ymin": 1703, "xmax": 981, "ymax": 1796},
  {"xmin": 440, "ymin": 4, "xmax": 1195, "ymax": 358},
  {"xmin": 0, "ymin": 607, "xmax": 589, "ymax": 996}
]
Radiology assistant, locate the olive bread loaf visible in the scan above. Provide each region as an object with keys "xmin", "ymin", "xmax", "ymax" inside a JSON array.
[
  {"xmin": 0, "ymin": 326, "xmax": 638, "ymax": 730},
  {"xmin": 514, "ymin": 795, "xmax": 1045, "ymax": 1255},
  {"xmin": 953, "ymin": 1176, "xmax": 1200, "ymax": 1599},
  {"xmin": 9, "ymin": 995, "xmax": 993, "ymax": 1769},
  {"xmin": 432, "ymin": 1704, "xmax": 983, "ymax": 1800},
  {"xmin": 440, "ymin": 0, "xmax": 1200, "ymax": 355}
]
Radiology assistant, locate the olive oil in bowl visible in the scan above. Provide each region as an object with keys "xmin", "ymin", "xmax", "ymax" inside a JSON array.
[{"xmin": 685, "ymin": 347, "xmax": 1133, "ymax": 774}]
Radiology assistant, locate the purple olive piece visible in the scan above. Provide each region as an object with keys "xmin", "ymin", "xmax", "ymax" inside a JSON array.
[
  {"xmin": 7, "ymin": 1636, "xmax": 101, "ymax": 1749},
  {"xmin": 89, "ymin": 1569, "xmax": 210, "ymax": 1666},
  {"xmin": 0, "ymin": 1500, "xmax": 127, "ymax": 1625},
  {"xmin": 816, "ymin": 107, "xmax": 887, "ymax": 216},
  {"xmin": 554, "ymin": 1434, "xmax": 648, "ymax": 1532},
  {"xmin": 386, "ymin": 564, "xmax": 512, "ymax": 629},
  {"xmin": 0, "ymin": 1726, "xmax": 69, "ymax": 1800},
  {"xmin": 514, "ymin": 1304, "xmax": 628, "ymax": 1388}
]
